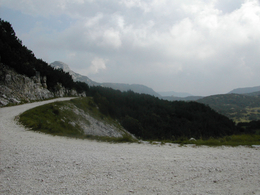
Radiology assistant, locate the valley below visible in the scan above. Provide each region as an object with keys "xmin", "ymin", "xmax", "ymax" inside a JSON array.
[{"xmin": 1, "ymin": 98, "xmax": 260, "ymax": 195}]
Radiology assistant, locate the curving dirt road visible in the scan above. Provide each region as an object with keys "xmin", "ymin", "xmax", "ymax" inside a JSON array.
[{"xmin": 1, "ymin": 98, "xmax": 260, "ymax": 195}]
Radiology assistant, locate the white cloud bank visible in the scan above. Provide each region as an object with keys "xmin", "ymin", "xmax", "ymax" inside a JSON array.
[
  {"xmin": 1, "ymin": 0, "xmax": 260, "ymax": 95},
  {"xmin": 87, "ymin": 57, "xmax": 107, "ymax": 74}
]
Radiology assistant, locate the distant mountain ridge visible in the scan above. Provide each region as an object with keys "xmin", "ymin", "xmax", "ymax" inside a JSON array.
[
  {"xmin": 162, "ymin": 96, "xmax": 203, "ymax": 101},
  {"xmin": 50, "ymin": 61, "xmax": 161, "ymax": 97},
  {"xmin": 228, "ymin": 86, "xmax": 260, "ymax": 94},
  {"xmin": 158, "ymin": 91, "xmax": 193, "ymax": 97},
  {"xmin": 100, "ymin": 83, "xmax": 161, "ymax": 97}
]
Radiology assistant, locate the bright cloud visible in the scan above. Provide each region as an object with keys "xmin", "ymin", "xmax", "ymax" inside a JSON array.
[
  {"xmin": 87, "ymin": 57, "xmax": 107, "ymax": 74},
  {"xmin": 1, "ymin": 0, "xmax": 260, "ymax": 95},
  {"xmin": 101, "ymin": 28, "xmax": 122, "ymax": 48}
]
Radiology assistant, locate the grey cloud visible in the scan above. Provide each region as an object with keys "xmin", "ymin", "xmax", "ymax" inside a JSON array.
[
  {"xmin": 1, "ymin": 0, "xmax": 260, "ymax": 95},
  {"xmin": 215, "ymin": 0, "xmax": 244, "ymax": 13}
]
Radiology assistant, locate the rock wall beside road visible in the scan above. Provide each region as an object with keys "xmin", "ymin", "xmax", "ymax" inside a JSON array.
[{"xmin": 0, "ymin": 64, "xmax": 85, "ymax": 107}]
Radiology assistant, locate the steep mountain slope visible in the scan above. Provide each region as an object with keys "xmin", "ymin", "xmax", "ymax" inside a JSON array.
[{"xmin": 51, "ymin": 61, "xmax": 161, "ymax": 97}]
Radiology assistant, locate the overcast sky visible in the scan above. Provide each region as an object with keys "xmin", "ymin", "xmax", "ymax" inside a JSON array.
[{"xmin": 1, "ymin": 0, "xmax": 260, "ymax": 96}]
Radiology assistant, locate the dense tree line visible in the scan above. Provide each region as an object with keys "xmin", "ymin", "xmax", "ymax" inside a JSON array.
[
  {"xmin": 88, "ymin": 86, "xmax": 238, "ymax": 140},
  {"xmin": 237, "ymin": 120, "xmax": 260, "ymax": 134},
  {"xmin": 0, "ymin": 19, "xmax": 89, "ymax": 93}
]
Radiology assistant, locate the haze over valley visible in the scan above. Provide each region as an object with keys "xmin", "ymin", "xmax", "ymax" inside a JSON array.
[{"xmin": 51, "ymin": 60, "xmax": 260, "ymax": 99}]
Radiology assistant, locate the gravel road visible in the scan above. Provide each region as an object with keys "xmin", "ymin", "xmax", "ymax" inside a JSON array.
[{"xmin": 1, "ymin": 98, "xmax": 260, "ymax": 195}]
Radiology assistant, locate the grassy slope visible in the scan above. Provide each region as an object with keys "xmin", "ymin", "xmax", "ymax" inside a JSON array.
[{"xmin": 19, "ymin": 97, "xmax": 136, "ymax": 142}]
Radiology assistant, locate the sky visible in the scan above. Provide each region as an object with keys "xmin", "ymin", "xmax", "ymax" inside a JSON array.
[{"xmin": 1, "ymin": 0, "xmax": 260, "ymax": 96}]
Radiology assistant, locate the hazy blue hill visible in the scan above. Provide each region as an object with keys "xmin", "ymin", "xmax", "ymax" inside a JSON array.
[
  {"xmin": 158, "ymin": 91, "xmax": 202, "ymax": 101},
  {"xmin": 228, "ymin": 86, "xmax": 260, "ymax": 94},
  {"xmin": 158, "ymin": 91, "xmax": 192, "ymax": 97},
  {"xmin": 162, "ymin": 96, "xmax": 203, "ymax": 101},
  {"xmin": 197, "ymin": 93, "xmax": 260, "ymax": 122},
  {"xmin": 101, "ymin": 83, "xmax": 161, "ymax": 97}
]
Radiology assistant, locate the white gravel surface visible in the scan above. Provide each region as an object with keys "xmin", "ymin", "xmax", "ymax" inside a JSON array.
[{"xmin": 1, "ymin": 98, "xmax": 260, "ymax": 195}]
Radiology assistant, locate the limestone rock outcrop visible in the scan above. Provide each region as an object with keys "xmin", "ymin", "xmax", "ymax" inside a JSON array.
[
  {"xmin": 0, "ymin": 64, "xmax": 54, "ymax": 106},
  {"xmin": 0, "ymin": 64, "xmax": 86, "ymax": 107}
]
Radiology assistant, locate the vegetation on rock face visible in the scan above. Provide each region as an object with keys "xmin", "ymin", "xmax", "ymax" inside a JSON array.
[{"xmin": 0, "ymin": 19, "xmax": 89, "ymax": 94}]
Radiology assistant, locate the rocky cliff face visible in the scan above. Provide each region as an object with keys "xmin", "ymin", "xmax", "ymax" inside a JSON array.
[
  {"xmin": 0, "ymin": 63, "xmax": 85, "ymax": 107},
  {"xmin": 50, "ymin": 61, "xmax": 98, "ymax": 86}
]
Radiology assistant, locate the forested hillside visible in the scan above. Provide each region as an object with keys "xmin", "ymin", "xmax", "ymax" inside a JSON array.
[
  {"xmin": 87, "ymin": 87, "xmax": 238, "ymax": 140},
  {"xmin": 197, "ymin": 94, "xmax": 260, "ymax": 122},
  {"xmin": 0, "ymin": 19, "xmax": 89, "ymax": 94}
]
